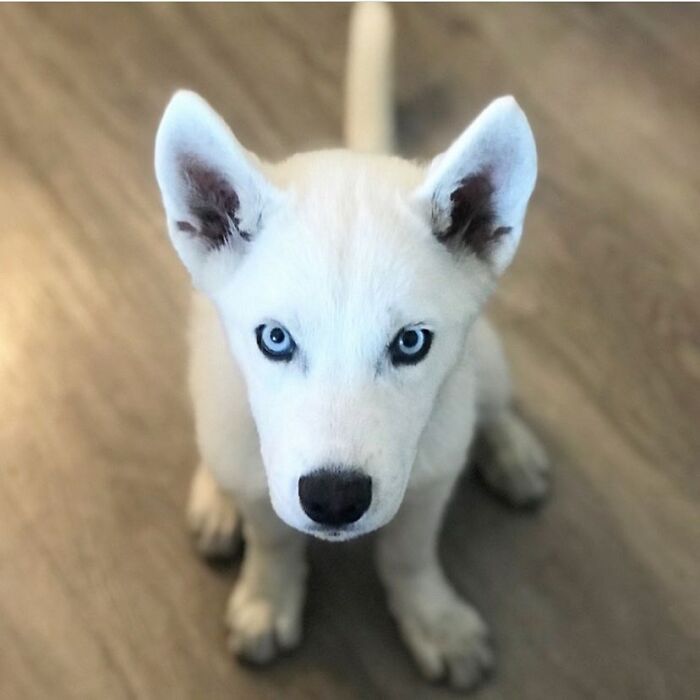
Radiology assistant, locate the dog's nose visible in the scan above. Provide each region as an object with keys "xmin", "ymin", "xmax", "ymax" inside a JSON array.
[{"xmin": 298, "ymin": 467, "xmax": 372, "ymax": 526}]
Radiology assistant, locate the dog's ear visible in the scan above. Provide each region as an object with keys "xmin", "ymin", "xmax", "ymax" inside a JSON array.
[
  {"xmin": 414, "ymin": 96, "xmax": 537, "ymax": 275},
  {"xmin": 154, "ymin": 90, "xmax": 281, "ymax": 290}
]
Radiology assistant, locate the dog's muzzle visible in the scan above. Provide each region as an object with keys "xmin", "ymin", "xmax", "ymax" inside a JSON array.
[{"xmin": 298, "ymin": 467, "xmax": 372, "ymax": 527}]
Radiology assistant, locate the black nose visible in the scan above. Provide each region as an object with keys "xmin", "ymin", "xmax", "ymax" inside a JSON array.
[{"xmin": 298, "ymin": 467, "xmax": 372, "ymax": 526}]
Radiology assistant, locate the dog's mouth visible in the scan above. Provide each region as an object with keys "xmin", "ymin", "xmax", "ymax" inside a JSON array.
[{"xmin": 306, "ymin": 523, "xmax": 365, "ymax": 542}]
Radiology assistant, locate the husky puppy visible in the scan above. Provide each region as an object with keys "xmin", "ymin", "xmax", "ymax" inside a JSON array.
[{"xmin": 154, "ymin": 3, "xmax": 549, "ymax": 691}]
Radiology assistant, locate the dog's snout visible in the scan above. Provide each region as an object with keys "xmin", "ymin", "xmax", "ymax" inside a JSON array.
[{"xmin": 298, "ymin": 467, "xmax": 372, "ymax": 527}]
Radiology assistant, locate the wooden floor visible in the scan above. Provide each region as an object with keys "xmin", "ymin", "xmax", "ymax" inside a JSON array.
[{"xmin": 1, "ymin": 4, "xmax": 698, "ymax": 699}]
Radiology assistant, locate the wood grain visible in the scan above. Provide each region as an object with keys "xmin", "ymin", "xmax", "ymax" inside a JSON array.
[{"xmin": 0, "ymin": 4, "xmax": 698, "ymax": 699}]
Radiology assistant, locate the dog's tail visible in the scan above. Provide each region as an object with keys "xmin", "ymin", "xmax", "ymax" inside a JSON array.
[{"xmin": 344, "ymin": 2, "xmax": 394, "ymax": 154}]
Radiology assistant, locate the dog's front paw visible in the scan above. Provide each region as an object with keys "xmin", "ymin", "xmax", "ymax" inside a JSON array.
[
  {"xmin": 225, "ymin": 575, "xmax": 304, "ymax": 664},
  {"xmin": 388, "ymin": 575, "xmax": 493, "ymax": 691},
  {"xmin": 475, "ymin": 412, "xmax": 550, "ymax": 508},
  {"xmin": 187, "ymin": 464, "xmax": 242, "ymax": 560},
  {"xmin": 397, "ymin": 596, "xmax": 493, "ymax": 690}
]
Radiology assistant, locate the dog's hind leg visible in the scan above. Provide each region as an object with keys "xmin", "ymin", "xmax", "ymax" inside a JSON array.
[
  {"xmin": 187, "ymin": 463, "xmax": 242, "ymax": 560},
  {"xmin": 472, "ymin": 319, "xmax": 550, "ymax": 508},
  {"xmin": 474, "ymin": 411, "xmax": 550, "ymax": 508}
]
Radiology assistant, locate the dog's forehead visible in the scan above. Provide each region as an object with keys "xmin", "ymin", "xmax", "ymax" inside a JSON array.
[
  {"xmin": 276, "ymin": 150, "xmax": 422, "ymax": 240},
  {"xmin": 260, "ymin": 153, "xmax": 448, "ymax": 316},
  {"xmin": 225, "ymin": 151, "xmax": 472, "ymax": 345}
]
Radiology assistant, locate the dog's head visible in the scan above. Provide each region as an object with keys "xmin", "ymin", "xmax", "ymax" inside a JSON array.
[{"xmin": 155, "ymin": 91, "xmax": 536, "ymax": 540}]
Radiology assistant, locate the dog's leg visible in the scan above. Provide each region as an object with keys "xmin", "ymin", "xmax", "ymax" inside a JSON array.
[
  {"xmin": 474, "ymin": 411, "xmax": 550, "ymax": 508},
  {"xmin": 472, "ymin": 319, "xmax": 550, "ymax": 507},
  {"xmin": 225, "ymin": 496, "xmax": 307, "ymax": 664},
  {"xmin": 376, "ymin": 477, "xmax": 493, "ymax": 691},
  {"xmin": 187, "ymin": 463, "xmax": 242, "ymax": 559}
]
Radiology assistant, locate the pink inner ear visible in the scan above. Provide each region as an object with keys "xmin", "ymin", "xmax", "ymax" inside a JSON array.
[
  {"xmin": 435, "ymin": 170, "xmax": 511, "ymax": 259},
  {"xmin": 176, "ymin": 221, "xmax": 197, "ymax": 234},
  {"xmin": 177, "ymin": 156, "xmax": 250, "ymax": 248}
]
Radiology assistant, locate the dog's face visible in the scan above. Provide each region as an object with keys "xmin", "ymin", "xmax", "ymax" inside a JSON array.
[
  {"xmin": 155, "ymin": 92, "xmax": 536, "ymax": 540},
  {"xmin": 213, "ymin": 155, "xmax": 490, "ymax": 539}
]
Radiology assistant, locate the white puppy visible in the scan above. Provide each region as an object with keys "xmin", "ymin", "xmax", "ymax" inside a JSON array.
[{"xmin": 155, "ymin": 4, "xmax": 549, "ymax": 691}]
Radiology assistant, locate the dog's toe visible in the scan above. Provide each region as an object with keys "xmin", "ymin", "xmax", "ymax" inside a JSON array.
[
  {"xmin": 226, "ymin": 599, "xmax": 278, "ymax": 664},
  {"xmin": 225, "ymin": 578, "xmax": 304, "ymax": 665},
  {"xmin": 445, "ymin": 639, "xmax": 494, "ymax": 690},
  {"xmin": 397, "ymin": 595, "xmax": 494, "ymax": 692},
  {"xmin": 475, "ymin": 411, "xmax": 551, "ymax": 509},
  {"xmin": 187, "ymin": 464, "xmax": 242, "ymax": 560},
  {"xmin": 190, "ymin": 503, "xmax": 242, "ymax": 560}
]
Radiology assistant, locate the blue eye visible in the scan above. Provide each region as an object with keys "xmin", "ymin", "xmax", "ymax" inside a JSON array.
[
  {"xmin": 389, "ymin": 326, "xmax": 433, "ymax": 366},
  {"xmin": 256, "ymin": 324, "xmax": 296, "ymax": 361}
]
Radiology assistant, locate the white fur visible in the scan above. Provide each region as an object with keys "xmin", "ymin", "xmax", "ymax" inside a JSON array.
[
  {"xmin": 415, "ymin": 95, "xmax": 537, "ymax": 275},
  {"xmin": 345, "ymin": 2, "xmax": 394, "ymax": 153},
  {"xmin": 154, "ymin": 2, "xmax": 549, "ymax": 690},
  {"xmin": 155, "ymin": 90, "xmax": 285, "ymax": 294}
]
